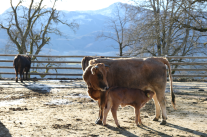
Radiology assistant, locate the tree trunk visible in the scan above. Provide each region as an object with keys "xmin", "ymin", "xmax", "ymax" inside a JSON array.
[{"xmin": 119, "ymin": 43, "xmax": 123, "ymax": 56}]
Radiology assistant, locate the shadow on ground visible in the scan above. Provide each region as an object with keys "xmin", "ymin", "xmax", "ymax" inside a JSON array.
[
  {"xmin": 166, "ymin": 123, "xmax": 207, "ymax": 137},
  {"xmin": 0, "ymin": 121, "xmax": 12, "ymax": 137}
]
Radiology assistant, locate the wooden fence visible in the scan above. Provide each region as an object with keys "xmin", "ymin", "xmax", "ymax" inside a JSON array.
[{"xmin": 0, "ymin": 54, "xmax": 207, "ymax": 80}]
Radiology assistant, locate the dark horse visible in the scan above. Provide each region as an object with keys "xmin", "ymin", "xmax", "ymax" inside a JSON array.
[{"xmin": 13, "ymin": 55, "xmax": 31, "ymax": 82}]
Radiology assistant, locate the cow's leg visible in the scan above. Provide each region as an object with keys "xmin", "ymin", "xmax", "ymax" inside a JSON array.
[
  {"xmin": 15, "ymin": 67, "xmax": 18, "ymax": 82},
  {"xmin": 103, "ymin": 100, "xmax": 112, "ymax": 126},
  {"xmin": 100, "ymin": 91, "xmax": 106, "ymax": 121},
  {"xmin": 152, "ymin": 94, "xmax": 161, "ymax": 121},
  {"xmin": 95, "ymin": 91, "xmax": 106, "ymax": 124},
  {"xmin": 135, "ymin": 107, "xmax": 142, "ymax": 126},
  {"xmin": 87, "ymin": 88, "xmax": 102, "ymax": 124},
  {"xmin": 22, "ymin": 71, "xmax": 24, "ymax": 80},
  {"xmin": 155, "ymin": 89, "xmax": 167, "ymax": 125},
  {"xmin": 111, "ymin": 104, "xmax": 120, "ymax": 127},
  {"xmin": 95, "ymin": 99, "xmax": 103, "ymax": 124},
  {"xmin": 20, "ymin": 68, "xmax": 24, "ymax": 83},
  {"xmin": 26, "ymin": 71, "xmax": 28, "ymax": 81}
]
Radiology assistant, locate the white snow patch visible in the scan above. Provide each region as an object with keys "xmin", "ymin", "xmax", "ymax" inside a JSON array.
[
  {"xmin": 0, "ymin": 99, "xmax": 24, "ymax": 106},
  {"xmin": 45, "ymin": 99, "xmax": 72, "ymax": 105},
  {"xmin": 65, "ymin": 93, "xmax": 90, "ymax": 99}
]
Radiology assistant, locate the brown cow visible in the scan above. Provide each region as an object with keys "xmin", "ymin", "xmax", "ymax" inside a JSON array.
[
  {"xmin": 13, "ymin": 55, "xmax": 31, "ymax": 82},
  {"xmin": 103, "ymin": 87, "xmax": 154, "ymax": 127},
  {"xmin": 81, "ymin": 56, "xmax": 105, "ymax": 71},
  {"xmin": 82, "ymin": 57, "xmax": 175, "ymax": 125}
]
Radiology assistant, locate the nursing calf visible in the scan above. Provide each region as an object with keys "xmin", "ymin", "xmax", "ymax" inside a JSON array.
[
  {"xmin": 13, "ymin": 55, "xmax": 31, "ymax": 82},
  {"xmin": 103, "ymin": 87, "xmax": 154, "ymax": 127}
]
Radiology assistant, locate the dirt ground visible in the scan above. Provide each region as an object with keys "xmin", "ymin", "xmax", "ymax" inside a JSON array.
[{"xmin": 0, "ymin": 80, "xmax": 206, "ymax": 137}]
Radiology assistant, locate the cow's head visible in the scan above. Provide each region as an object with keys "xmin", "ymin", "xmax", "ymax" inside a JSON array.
[
  {"xmin": 83, "ymin": 63, "xmax": 109, "ymax": 91},
  {"xmin": 24, "ymin": 55, "xmax": 31, "ymax": 63}
]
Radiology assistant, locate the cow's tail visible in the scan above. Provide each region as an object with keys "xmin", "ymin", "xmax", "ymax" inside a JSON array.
[
  {"xmin": 155, "ymin": 57, "xmax": 176, "ymax": 110},
  {"xmin": 13, "ymin": 55, "xmax": 21, "ymax": 68}
]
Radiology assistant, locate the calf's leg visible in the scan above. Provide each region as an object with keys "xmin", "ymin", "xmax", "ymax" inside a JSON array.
[
  {"xmin": 111, "ymin": 104, "xmax": 120, "ymax": 127},
  {"xmin": 135, "ymin": 107, "xmax": 142, "ymax": 126},
  {"xmin": 103, "ymin": 100, "xmax": 112, "ymax": 126}
]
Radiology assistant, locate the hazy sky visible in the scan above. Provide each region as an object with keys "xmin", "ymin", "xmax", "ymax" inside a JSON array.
[{"xmin": 0, "ymin": 0, "xmax": 129, "ymax": 14}]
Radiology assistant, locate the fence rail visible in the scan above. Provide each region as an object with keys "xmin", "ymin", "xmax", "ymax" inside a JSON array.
[
  {"xmin": 0, "ymin": 54, "xmax": 86, "ymax": 58},
  {"xmin": 0, "ymin": 66, "xmax": 82, "ymax": 69},
  {"xmin": 1, "ymin": 54, "xmax": 207, "ymax": 79},
  {"xmin": 170, "ymin": 62, "xmax": 207, "ymax": 65},
  {"xmin": 0, "ymin": 72, "xmax": 82, "ymax": 76},
  {"xmin": 0, "ymin": 60, "xmax": 81, "ymax": 64},
  {"xmin": 2, "ymin": 60, "xmax": 207, "ymax": 65},
  {"xmin": 1, "ymin": 54, "xmax": 207, "ymax": 59}
]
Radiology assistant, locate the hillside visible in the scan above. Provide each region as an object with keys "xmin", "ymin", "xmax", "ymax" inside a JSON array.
[{"xmin": 0, "ymin": 3, "xmax": 124, "ymax": 56}]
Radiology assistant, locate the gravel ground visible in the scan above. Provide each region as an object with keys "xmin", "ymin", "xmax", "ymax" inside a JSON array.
[{"xmin": 0, "ymin": 80, "xmax": 207, "ymax": 137}]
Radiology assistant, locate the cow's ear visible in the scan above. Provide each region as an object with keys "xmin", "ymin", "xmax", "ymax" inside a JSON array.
[
  {"xmin": 83, "ymin": 65, "xmax": 92, "ymax": 82},
  {"xmin": 91, "ymin": 66, "xmax": 97, "ymax": 75}
]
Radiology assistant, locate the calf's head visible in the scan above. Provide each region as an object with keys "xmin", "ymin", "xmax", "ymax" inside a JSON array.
[
  {"xmin": 83, "ymin": 63, "xmax": 109, "ymax": 91},
  {"xmin": 145, "ymin": 90, "xmax": 154, "ymax": 99}
]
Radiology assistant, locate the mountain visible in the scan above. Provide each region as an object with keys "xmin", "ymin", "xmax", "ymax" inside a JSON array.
[
  {"xmin": 0, "ymin": 2, "xmax": 125, "ymax": 56},
  {"xmin": 0, "ymin": 29, "xmax": 8, "ymax": 54},
  {"xmin": 77, "ymin": 2, "xmax": 122, "ymax": 17}
]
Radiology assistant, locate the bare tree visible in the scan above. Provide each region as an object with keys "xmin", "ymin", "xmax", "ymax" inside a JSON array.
[
  {"xmin": 174, "ymin": 0, "xmax": 207, "ymax": 45},
  {"xmin": 0, "ymin": 0, "xmax": 78, "ymax": 55},
  {"xmin": 125, "ymin": 0, "xmax": 207, "ymax": 57},
  {"xmin": 122, "ymin": 0, "xmax": 207, "ymax": 75},
  {"xmin": 175, "ymin": 0, "xmax": 207, "ymax": 32},
  {"xmin": 96, "ymin": 3, "xmax": 131, "ymax": 56}
]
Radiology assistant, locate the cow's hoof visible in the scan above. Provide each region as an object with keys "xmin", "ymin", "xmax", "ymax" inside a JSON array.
[
  {"xmin": 153, "ymin": 117, "xmax": 159, "ymax": 121},
  {"xmin": 137, "ymin": 123, "xmax": 144, "ymax": 127},
  {"xmin": 160, "ymin": 120, "xmax": 166, "ymax": 125},
  {"xmin": 95, "ymin": 119, "xmax": 102, "ymax": 125},
  {"xmin": 137, "ymin": 124, "xmax": 141, "ymax": 127}
]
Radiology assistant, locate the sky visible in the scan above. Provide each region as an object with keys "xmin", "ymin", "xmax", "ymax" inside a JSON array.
[{"xmin": 0, "ymin": 0, "xmax": 130, "ymax": 14}]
